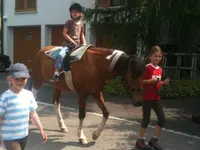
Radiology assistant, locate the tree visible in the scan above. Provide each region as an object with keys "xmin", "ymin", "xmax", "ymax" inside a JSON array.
[{"xmin": 84, "ymin": 0, "xmax": 200, "ymax": 54}]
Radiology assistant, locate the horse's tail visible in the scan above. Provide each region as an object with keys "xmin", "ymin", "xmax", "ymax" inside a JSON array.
[{"xmin": 30, "ymin": 48, "xmax": 46, "ymax": 98}]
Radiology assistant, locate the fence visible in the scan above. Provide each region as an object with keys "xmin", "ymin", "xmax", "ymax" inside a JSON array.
[{"xmin": 161, "ymin": 53, "xmax": 199, "ymax": 80}]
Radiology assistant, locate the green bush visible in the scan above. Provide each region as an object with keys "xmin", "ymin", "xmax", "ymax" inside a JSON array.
[
  {"xmin": 159, "ymin": 80, "xmax": 200, "ymax": 99},
  {"xmin": 103, "ymin": 77, "xmax": 128, "ymax": 96},
  {"xmin": 103, "ymin": 78, "xmax": 200, "ymax": 99}
]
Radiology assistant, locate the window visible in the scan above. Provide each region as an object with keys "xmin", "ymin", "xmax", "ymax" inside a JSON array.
[
  {"xmin": 96, "ymin": 0, "xmax": 127, "ymax": 8},
  {"xmin": 15, "ymin": 0, "xmax": 37, "ymax": 12},
  {"xmin": 109, "ymin": 0, "xmax": 127, "ymax": 7},
  {"xmin": 96, "ymin": 0, "xmax": 109, "ymax": 7},
  {"xmin": 25, "ymin": 32, "xmax": 32, "ymax": 40}
]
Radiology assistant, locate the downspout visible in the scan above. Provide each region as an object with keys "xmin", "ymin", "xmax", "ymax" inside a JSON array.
[{"xmin": 0, "ymin": 0, "xmax": 3, "ymax": 55}]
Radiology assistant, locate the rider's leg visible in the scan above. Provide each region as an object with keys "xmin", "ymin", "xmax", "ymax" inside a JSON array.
[{"xmin": 52, "ymin": 47, "xmax": 68, "ymax": 80}]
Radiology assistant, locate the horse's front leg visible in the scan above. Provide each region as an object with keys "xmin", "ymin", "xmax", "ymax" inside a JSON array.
[
  {"xmin": 91, "ymin": 92, "xmax": 109, "ymax": 140},
  {"xmin": 77, "ymin": 92, "xmax": 88, "ymax": 144},
  {"xmin": 53, "ymin": 88, "xmax": 68, "ymax": 132}
]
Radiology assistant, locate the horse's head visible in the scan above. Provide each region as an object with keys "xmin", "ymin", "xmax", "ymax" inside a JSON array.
[
  {"xmin": 122, "ymin": 55, "xmax": 147, "ymax": 90},
  {"xmin": 129, "ymin": 55, "xmax": 146, "ymax": 79}
]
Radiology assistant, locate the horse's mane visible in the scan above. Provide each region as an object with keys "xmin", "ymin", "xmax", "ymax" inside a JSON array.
[
  {"xmin": 87, "ymin": 47, "xmax": 130, "ymax": 74},
  {"xmin": 87, "ymin": 47, "xmax": 115, "ymax": 56}
]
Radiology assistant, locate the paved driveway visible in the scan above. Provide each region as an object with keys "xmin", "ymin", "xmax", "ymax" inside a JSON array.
[{"xmin": 0, "ymin": 71, "xmax": 199, "ymax": 150}]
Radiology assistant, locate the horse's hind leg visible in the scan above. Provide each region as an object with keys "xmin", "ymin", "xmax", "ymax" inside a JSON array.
[
  {"xmin": 77, "ymin": 92, "xmax": 89, "ymax": 144},
  {"xmin": 91, "ymin": 92, "xmax": 109, "ymax": 140},
  {"xmin": 53, "ymin": 88, "xmax": 68, "ymax": 132}
]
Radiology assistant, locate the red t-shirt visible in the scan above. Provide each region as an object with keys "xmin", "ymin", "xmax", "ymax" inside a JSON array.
[{"xmin": 143, "ymin": 63, "xmax": 162, "ymax": 100}]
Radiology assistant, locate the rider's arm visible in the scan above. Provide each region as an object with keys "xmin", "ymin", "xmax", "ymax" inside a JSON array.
[
  {"xmin": 81, "ymin": 33, "xmax": 86, "ymax": 45},
  {"xmin": 80, "ymin": 24, "xmax": 86, "ymax": 45},
  {"xmin": 63, "ymin": 28, "xmax": 76, "ymax": 45}
]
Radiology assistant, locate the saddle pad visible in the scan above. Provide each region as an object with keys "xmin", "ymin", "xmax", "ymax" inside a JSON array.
[
  {"xmin": 45, "ymin": 47, "xmax": 62, "ymax": 59},
  {"xmin": 45, "ymin": 44, "xmax": 94, "ymax": 61}
]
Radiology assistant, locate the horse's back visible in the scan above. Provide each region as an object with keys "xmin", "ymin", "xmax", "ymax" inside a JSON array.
[{"xmin": 32, "ymin": 46, "xmax": 57, "ymax": 81}]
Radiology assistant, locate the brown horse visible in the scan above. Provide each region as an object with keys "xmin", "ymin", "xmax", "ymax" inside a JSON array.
[{"xmin": 31, "ymin": 45, "xmax": 146, "ymax": 144}]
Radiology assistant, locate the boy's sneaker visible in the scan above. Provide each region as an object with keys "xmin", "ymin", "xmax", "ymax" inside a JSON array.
[
  {"xmin": 148, "ymin": 137, "xmax": 162, "ymax": 150},
  {"xmin": 51, "ymin": 74, "xmax": 59, "ymax": 81},
  {"xmin": 135, "ymin": 138, "xmax": 153, "ymax": 150}
]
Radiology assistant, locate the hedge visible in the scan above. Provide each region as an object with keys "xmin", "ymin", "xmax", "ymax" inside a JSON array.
[{"xmin": 103, "ymin": 77, "xmax": 200, "ymax": 99}]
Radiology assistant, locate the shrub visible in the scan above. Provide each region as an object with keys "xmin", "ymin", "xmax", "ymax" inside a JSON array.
[
  {"xmin": 103, "ymin": 78, "xmax": 200, "ymax": 99},
  {"xmin": 103, "ymin": 77, "xmax": 128, "ymax": 96},
  {"xmin": 159, "ymin": 80, "xmax": 200, "ymax": 99}
]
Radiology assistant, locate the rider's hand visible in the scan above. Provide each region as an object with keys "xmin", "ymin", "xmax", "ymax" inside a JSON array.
[{"xmin": 73, "ymin": 42, "xmax": 78, "ymax": 47}]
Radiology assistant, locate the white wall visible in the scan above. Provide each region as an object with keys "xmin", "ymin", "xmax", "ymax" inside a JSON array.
[{"xmin": 3, "ymin": 0, "xmax": 95, "ymax": 61}]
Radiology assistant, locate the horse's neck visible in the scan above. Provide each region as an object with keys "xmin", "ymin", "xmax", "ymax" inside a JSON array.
[
  {"xmin": 87, "ymin": 47, "xmax": 129, "ymax": 78},
  {"xmin": 87, "ymin": 47, "xmax": 114, "ymax": 56}
]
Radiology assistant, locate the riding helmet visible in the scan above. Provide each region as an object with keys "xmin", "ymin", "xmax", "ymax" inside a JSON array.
[{"xmin": 69, "ymin": 3, "xmax": 84, "ymax": 13}]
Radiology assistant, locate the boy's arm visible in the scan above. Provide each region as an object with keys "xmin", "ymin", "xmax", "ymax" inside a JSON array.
[
  {"xmin": 0, "ymin": 117, "xmax": 2, "ymax": 143},
  {"xmin": 30, "ymin": 111, "xmax": 44, "ymax": 132}
]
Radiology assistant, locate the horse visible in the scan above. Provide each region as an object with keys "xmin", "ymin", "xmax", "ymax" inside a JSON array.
[{"xmin": 31, "ymin": 44, "xmax": 146, "ymax": 144}]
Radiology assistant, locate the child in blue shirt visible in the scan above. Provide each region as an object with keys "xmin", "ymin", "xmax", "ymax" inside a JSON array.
[{"xmin": 0, "ymin": 63, "xmax": 47, "ymax": 150}]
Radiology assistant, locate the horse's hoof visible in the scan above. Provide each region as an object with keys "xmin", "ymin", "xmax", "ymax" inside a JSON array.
[
  {"xmin": 60, "ymin": 128, "xmax": 68, "ymax": 133},
  {"xmin": 79, "ymin": 138, "xmax": 88, "ymax": 145},
  {"xmin": 92, "ymin": 131, "xmax": 100, "ymax": 140}
]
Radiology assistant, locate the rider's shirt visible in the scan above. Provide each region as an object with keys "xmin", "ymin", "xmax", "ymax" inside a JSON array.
[
  {"xmin": 143, "ymin": 63, "xmax": 162, "ymax": 100},
  {"xmin": 62, "ymin": 19, "xmax": 84, "ymax": 46}
]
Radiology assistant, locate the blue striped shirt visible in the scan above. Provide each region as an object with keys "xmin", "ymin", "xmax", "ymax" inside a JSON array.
[{"xmin": 0, "ymin": 89, "xmax": 38, "ymax": 140}]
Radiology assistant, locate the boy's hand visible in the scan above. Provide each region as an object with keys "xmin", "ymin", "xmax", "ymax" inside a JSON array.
[{"xmin": 40, "ymin": 129, "xmax": 48, "ymax": 143}]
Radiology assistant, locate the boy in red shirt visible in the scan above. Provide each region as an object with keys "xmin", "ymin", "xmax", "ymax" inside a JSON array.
[{"xmin": 135, "ymin": 46, "xmax": 169, "ymax": 150}]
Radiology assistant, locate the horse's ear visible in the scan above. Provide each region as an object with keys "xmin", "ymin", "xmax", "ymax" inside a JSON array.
[
  {"xmin": 138, "ymin": 56, "xmax": 149, "ymax": 64},
  {"xmin": 144, "ymin": 56, "xmax": 149, "ymax": 64}
]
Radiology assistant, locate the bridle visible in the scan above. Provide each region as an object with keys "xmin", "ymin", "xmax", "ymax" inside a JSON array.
[{"xmin": 123, "ymin": 62, "xmax": 144, "ymax": 92}]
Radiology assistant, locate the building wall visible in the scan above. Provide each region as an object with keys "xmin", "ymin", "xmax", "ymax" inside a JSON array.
[{"xmin": 3, "ymin": 0, "xmax": 95, "ymax": 63}]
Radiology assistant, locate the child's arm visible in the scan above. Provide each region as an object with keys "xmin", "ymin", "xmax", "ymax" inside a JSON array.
[
  {"xmin": 0, "ymin": 97, "xmax": 6, "ymax": 144},
  {"xmin": 141, "ymin": 68, "xmax": 158, "ymax": 85},
  {"xmin": 0, "ymin": 117, "xmax": 2, "ymax": 144},
  {"xmin": 80, "ymin": 24, "xmax": 86, "ymax": 45},
  {"xmin": 63, "ymin": 28, "xmax": 77, "ymax": 46},
  {"xmin": 30, "ymin": 111, "xmax": 47, "ymax": 142},
  {"xmin": 29, "ymin": 93, "xmax": 47, "ymax": 142},
  {"xmin": 142, "ymin": 78, "xmax": 158, "ymax": 85},
  {"xmin": 81, "ymin": 33, "xmax": 86, "ymax": 45},
  {"xmin": 30, "ymin": 111, "xmax": 43, "ymax": 132}
]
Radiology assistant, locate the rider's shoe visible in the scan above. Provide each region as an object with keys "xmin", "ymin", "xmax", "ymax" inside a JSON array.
[{"xmin": 51, "ymin": 74, "xmax": 59, "ymax": 81}]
